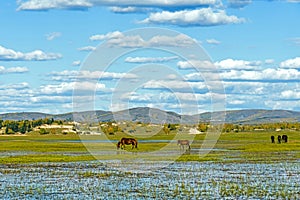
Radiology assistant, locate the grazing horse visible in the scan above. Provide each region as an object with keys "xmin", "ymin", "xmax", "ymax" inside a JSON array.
[
  {"xmin": 117, "ymin": 138, "xmax": 138, "ymax": 150},
  {"xmin": 282, "ymin": 135, "xmax": 288, "ymax": 143},
  {"xmin": 271, "ymin": 135, "xmax": 275, "ymax": 143},
  {"xmin": 177, "ymin": 140, "xmax": 191, "ymax": 150},
  {"xmin": 277, "ymin": 135, "xmax": 282, "ymax": 144}
]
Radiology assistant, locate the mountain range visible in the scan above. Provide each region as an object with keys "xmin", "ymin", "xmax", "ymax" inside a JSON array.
[{"xmin": 1, "ymin": 107, "xmax": 300, "ymax": 124}]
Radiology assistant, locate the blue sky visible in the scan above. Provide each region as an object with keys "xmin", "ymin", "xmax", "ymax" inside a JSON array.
[{"xmin": 0, "ymin": 0, "xmax": 300, "ymax": 114}]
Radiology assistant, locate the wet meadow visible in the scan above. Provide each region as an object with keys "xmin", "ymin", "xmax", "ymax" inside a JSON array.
[{"xmin": 0, "ymin": 130, "xmax": 299, "ymax": 199}]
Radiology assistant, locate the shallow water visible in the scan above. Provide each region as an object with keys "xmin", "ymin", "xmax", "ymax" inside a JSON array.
[{"xmin": 0, "ymin": 161, "xmax": 299, "ymax": 199}]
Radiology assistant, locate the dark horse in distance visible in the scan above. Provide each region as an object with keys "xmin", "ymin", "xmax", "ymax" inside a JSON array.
[
  {"xmin": 271, "ymin": 135, "xmax": 275, "ymax": 143},
  {"xmin": 282, "ymin": 134, "xmax": 288, "ymax": 143},
  {"xmin": 177, "ymin": 140, "xmax": 191, "ymax": 151},
  {"xmin": 117, "ymin": 138, "xmax": 138, "ymax": 150}
]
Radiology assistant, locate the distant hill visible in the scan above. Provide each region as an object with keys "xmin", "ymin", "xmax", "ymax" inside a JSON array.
[
  {"xmin": 1, "ymin": 107, "xmax": 300, "ymax": 124},
  {"xmin": 197, "ymin": 109, "xmax": 300, "ymax": 124}
]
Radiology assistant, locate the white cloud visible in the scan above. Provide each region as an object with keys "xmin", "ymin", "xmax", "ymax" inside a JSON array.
[
  {"xmin": 89, "ymin": 31, "xmax": 196, "ymax": 48},
  {"xmin": 17, "ymin": 0, "xmax": 92, "ymax": 11},
  {"xmin": 224, "ymin": 81, "xmax": 267, "ymax": 95},
  {"xmin": 280, "ymin": 57, "xmax": 300, "ymax": 69},
  {"xmin": 46, "ymin": 32, "xmax": 61, "ymax": 40},
  {"xmin": 265, "ymin": 100, "xmax": 300, "ymax": 111},
  {"xmin": 143, "ymin": 80, "xmax": 207, "ymax": 91},
  {"xmin": 177, "ymin": 60, "xmax": 215, "ymax": 70},
  {"xmin": 109, "ymin": 6, "xmax": 152, "ymax": 13},
  {"xmin": 228, "ymin": 100, "xmax": 245, "ymax": 105},
  {"xmin": 0, "ymin": 66, "xmax": 29, "ymax": 74},
  {"xmin": 167, "ymin": 74, "xmax": 177, "ymax": 80},
  {"xmin": 140, "ymin": 8, "xmax": 245, "ymax": 26},
  {"xmin": 0, "ymin": 82, "xmax": 30, "ymax": 90},
  {"xmin": 30, "ymin": 96, "xmax": 71, "ymax": 103},
  {"xmin": 72, "ymin": 60, "xmax": 81, "ymax": 66},
  {"xmin": 177, "ymin": 58, "xmax": 265, "ymax": 84},
  {"xmin": 281, "ymin": 90, "xmax": 300, "ymax": 99},
  {"xmin": 228, "ymin": 0, "xmax": 251, "ymax": 8},
  {"xmin": 0, "ymin": 45, "xmax": 62, "ymax": 61},
  {"xmin": 148, "ymin": 34, "xmax": 196, "ymax": 47},
  {"xmin": 206, "ymin": 38, "xmax": 221, "ymax": 45},
  {"xmin": 173, "ymin": 92, "xmax": 212, "ymax": 102},
  {"xmin": 89, "ymin": 31, "xmax": 123, "ymax": 41},
  {"xmin": 221, "ymin": 68, "xmax": 300, "ymax": 81},
  {"xmin": 186, "ymin": 68, "xmax": 300, "ymax": 82},
  {"xmin": 215, "ymin": 58, "xmax": 261, "ymax": 70},
  {"xmin": 17, "ymin": 0, "xmax": 217, "ymax": 11},
  {"xmin": 39, "ymin": 82, "xmax": 106, "ymax": 95},
  {"xmin": 125, "ymin": 56, "xmax": 178, "ymax": 63},
  {"xmin": 77, "ymin": 46, "xmax": 96, "ymax": 51},
  {"xmin": 50, "ymin": 70, "xmax": 138, "ymax": 82},
  {"xmin": 90, "ymin": 31, "xmax": 146, "ymax": 48},
  {"xmin": 264, "ymin": 59, "xmax": 274, "ymax": 64}
]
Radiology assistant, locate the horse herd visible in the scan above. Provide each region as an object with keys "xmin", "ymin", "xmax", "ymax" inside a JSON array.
[
  {"xmin": 271, "ymin": 134, "xmax": 288, "ymax": 144},
  {"xmin": 116, "ymin": 138, "xmax": 191, "ymax": 151},
  {"xmin": 116, "ymin": 135, "xmax": 288, "ymax": 151}
]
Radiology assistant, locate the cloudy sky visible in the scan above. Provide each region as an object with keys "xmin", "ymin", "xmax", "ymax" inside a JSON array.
[{"xmin": 0, "ymin": 0, "xmax": 300, "ymax": 114}]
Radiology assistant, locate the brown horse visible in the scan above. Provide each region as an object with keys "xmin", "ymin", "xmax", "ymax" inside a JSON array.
[
  {"xmin": 177, "ymin": 140, "xmax": 191, "ymax": 150},
  {"xmin": 117, "ymin": 138, "xmax": 138, "ymax": 150}
]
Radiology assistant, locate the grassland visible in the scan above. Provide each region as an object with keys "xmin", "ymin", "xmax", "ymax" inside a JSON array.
[{"xmin": 0, "ymin": 130, "xmax": 299, "ymax": 164}]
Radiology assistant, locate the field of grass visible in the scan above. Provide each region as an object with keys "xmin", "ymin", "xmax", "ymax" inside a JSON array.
[{"xmin": 0, "ymin": 130, "xmax": 299, "ymax": 164}]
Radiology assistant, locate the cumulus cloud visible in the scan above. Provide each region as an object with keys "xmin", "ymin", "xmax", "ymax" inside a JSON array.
[
  {"xmin": 0, "ymin": 66, "xmax": 29, "ymax": 74},
  {"xmin": 140, "ymin": 8, "xmax": 245, "ymax": 26},
  {"xmin": 17, "ymin": 0, "xmax": 217, "ymax": 11},
  {"xmin": 281, "ymin": 90, "xmax": 300, "ymax": 99},
  {"xmin": 265, "ymin": 100, "xmax": 300, "ymax": 111},
  {"xmin": 30, "ymin": 96, "xmax": 71, "ymax": 103},
  {"xmin": 280, "ymin": 57, "xmax": 300, "ymax": 69},
  {"xmin": 177, "ymin": 60, "xmax": 215, "ymax": 70},
  {"xmin": 90, "ymin": 31, "xmax": 146, "ymax": 48},
  {"xmin": 186, "ymin": 68, "xmax": 300, "ymax": 82},
  {"xmin": 125, "ymin": 56, "xmax": 178, "ymax": 63},
  {"xmin": 215, "ymin": 58, "xmax": 261, "ymax": 70},
  {"xmin": 206, "ymin": 39, "xmax": 221, "ymax": 45},
  {"xmin": 177, "ymin": 58, "xmax": 262, "ymax": 71},
  {"xmin": 148, "ymin": 34, "xmax": 196, "ymax": 47},
  {"xmin": 50, "ymin": 70, "xmax": 138, "ymax": 82},
  {"xmin": 0, "ymin": 45, "xmax": 62, "ymax": 61},
  {"xmin": 143, "ymin": 80, "xmax": 207, "ymax": 91},
  {"xmin": 90, "ymin": 31, "xmax": 123, "ymax": 41},
  {"xmin": 17, "ymin": 0, "xmax": 92, "ymax": 11},
  {"xmin": 264, "ymin": 59, "xmax": 274, "ymax": 65},
  {"xmin": 221, "ymin": 68, "xmax": 300, "ymax": 81},
  {"xmin": 0, "ymin": 82, "xmax": 30, "ymax": 90},
  {"xmin": 120, "ymin": 91, "xmax": 212, "ymax": 105},
  {"xmin": 72, "ymin": 60, "xmax": 81, "ymax": 66},
  {"xmin": 77, "ymin": 46, "xmax": 96, "ymax": 51},
  {"xmin": 228, "ymin": 100, "xmax": 245, "ymax": 105},
  {"xmin": 109, "ymin": 6, "xmax": 153, "ymax": 13},
  {"xmin": 46, "ymin": 32, "xmax": 61, "ymax": 40},
  {"xmin": 89, "ymin": 31, "xmax": 196, "ymax": 48},
  {"xmin": 39, "ymin": 82, "xmax": 106, "ymax": 95}
]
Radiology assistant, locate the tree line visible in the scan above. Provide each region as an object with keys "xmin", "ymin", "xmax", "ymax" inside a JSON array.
[
  {"xmin": 1, "ymin": 118, "xmax": 300, "ymax": 135},
  {"xmin": 0, "ymin": 118, "xmax": 64, "ymax": 134}
]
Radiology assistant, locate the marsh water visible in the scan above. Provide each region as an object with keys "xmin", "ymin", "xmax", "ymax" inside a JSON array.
[{"xmin": 1, "ymin": 161, "xmax": 299, "ymax": 199}]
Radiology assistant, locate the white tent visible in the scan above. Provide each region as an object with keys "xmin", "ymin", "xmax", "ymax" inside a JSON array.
[{"xmin": 189, "ymin": 128, "xmax": 204, "ymax": 134}]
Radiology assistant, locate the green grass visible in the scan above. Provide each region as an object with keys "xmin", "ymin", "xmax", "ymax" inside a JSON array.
[{"xmin": 0, "ymin": 130, "xmax": 299, "ymax": 164}]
